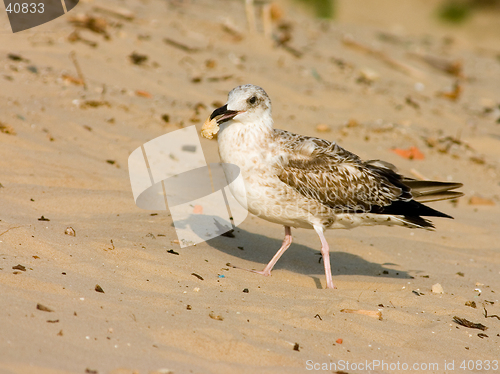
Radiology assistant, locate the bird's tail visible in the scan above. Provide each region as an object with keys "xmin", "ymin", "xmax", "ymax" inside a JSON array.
[
  {"xmin": 389, "ymin": 180, "xmax": 463, "ymax": 229},
  {"xmin": 403, "ymin": 180, "xmax": 463, "ymax": 203}
]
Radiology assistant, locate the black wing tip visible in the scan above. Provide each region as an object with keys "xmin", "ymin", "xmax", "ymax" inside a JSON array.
[
  {"xmin": 370, "ymin": 199, "xmax": 454, "ymax": 219},
  {"xmin": 403, "ymin": 215, "xmax": 436, "ymax": 229}
]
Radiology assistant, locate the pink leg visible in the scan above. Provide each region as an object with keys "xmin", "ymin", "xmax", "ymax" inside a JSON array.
[
  {"xmin": 314, "ymin": 225, "xmax": 336, "ymax": 289},
  {"xmin": 234, "ymin": 226, "xmax": 292, "ymax": 276}
]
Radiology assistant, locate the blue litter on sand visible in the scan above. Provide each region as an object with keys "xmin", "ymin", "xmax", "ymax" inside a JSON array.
[{"xmin": 218, "ymin": 275, "xmax": 225, "ymax": 278}]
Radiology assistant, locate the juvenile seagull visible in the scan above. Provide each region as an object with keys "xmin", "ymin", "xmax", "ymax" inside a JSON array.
[{"xmin": 205, "ymin": 84, "xmax": 463, "ymax": 289}]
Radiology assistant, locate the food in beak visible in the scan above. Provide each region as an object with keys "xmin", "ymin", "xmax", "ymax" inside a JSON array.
[
  {"xmin": 201, "ymin": 116, "xmax": 219, "ymax": 139},
  {"xmin": 201, "ymin": 104, "xmax": 241, "ymax": 139}
]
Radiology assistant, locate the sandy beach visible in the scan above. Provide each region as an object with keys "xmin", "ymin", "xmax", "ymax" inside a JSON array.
[{"xmin": 0, "ymin": 0, "xmax": 499, "ymax": 373}]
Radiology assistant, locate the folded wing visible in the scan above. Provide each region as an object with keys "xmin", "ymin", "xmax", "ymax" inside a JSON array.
[{"xmin": 274, "ymin": 130, "xmax": 463, "ymax": 222}]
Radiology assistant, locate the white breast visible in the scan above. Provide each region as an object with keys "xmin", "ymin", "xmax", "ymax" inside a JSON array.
[{"xmin": 217, "ymin": 122, "xmax": 319, "ymax": 228}]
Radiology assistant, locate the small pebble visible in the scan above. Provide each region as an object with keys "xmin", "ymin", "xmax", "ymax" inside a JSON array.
[
  {"xmin": 65, "ymin": 227, "xmax": 76, "ymax": 236},
  {"xmin": 432, "ymin": 283, "xmax": 444, "ymax": 294},
  {"xmin": 209, "ymin": 312, "xmax": 223, "ymax": 321},
  {"xmin": 358, "ymin": 68, "xmax": 379, "ymax": 83},
  {"xmin": 95, "ymin": 284, "xmax": 105, "ymax": 293}
]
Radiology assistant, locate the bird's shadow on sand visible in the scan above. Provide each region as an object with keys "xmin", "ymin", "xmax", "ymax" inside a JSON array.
[{"xmin": 199, "ymin": 223, "xmax": 413, "ymax": 286}]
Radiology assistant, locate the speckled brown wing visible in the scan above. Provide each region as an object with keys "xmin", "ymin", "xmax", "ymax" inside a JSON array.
[
  {"xmin": 273, "ymin": 129, "xmax": 459, "ymax": 220},
  {"xmin": 275, "ymin": 138, "xmax": 406, "ymax": 213}
]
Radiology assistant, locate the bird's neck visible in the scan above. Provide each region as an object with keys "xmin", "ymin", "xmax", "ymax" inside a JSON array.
[{"xmin": 217, "ymin": 117, "xmax": 275, "ymax": 167}]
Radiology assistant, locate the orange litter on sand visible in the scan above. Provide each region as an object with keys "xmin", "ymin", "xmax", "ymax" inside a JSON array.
[
  {"xmin": 62, "ymin": 74, "xmax": 84, "ymax": 86},
  {"xmin": 193, "ymin": 205, "xmax": 203, "ymax": 214},
  {"xmin": 135, "ymin": 90, "xmax": 152, "ymax": 98},
  {"xmin": 336, "ymin": 338, "xmax": 343, "ymax": 344},
  {"xmin": 391, "ymin": 146, "xmax": 425, "ymax": 160}
]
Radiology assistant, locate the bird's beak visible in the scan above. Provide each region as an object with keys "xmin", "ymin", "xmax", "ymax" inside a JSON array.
[{"xmin": 210, "ymin": 104, "xmax": 243, "ymax": 124}]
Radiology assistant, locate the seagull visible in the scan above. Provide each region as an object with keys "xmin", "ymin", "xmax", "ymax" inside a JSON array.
[{"xmin": 205, "ymin": 84, "xmax": 463, "ymax": 289}]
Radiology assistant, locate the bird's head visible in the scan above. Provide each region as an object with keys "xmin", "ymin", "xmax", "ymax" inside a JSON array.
[{"xmin": 209, "ymin": 84, "xmax": 272, "ymax": 128}]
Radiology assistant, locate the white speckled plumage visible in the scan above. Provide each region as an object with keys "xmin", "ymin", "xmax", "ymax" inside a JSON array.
[{"xmin": 210, "ymin": 84, "xmax": 463, "ymax": 289}]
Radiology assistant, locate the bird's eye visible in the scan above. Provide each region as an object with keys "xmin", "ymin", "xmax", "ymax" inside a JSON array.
[{"xmin": 248, "ymin": 96, "xmax": 257, "ymax": 105}]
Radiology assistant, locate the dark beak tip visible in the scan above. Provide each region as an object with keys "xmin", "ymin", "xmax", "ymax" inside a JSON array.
[{"xmin": 210, "ymin": 104, "xmax": 228, "ymax": 120}]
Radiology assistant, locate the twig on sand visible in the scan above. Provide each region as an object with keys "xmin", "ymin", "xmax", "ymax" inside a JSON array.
[
  {"xmin": 221, "ymin": 21, "xmax": 243, "ymax": 42},
  {"xmin": 410, "ymin": 168, "xmax": 429, "ymax": 181},
  {"xmin": 69, "ymin": 51, "xmax": 87, "ymax": 91},
  {"xmin": 0, "ymin": 226, "xmax": 22, "ymax": 236},
  {"xmin": 245, "ymin": 0, "xmax": 257, "ymax": 34},
  {"xmin": 342, "ymin": 34, "xmax": 423, "ymax": 78},
  {"xmin": 483, "ymin": 307, "xmax": 500, "ymax": 320},
  {"xmin": 163, "ymin": 38, "xmax": 200, "ymax": 53},
  {"xmin": 92, "ymin": 4, "xmax": 135, "ymax": 21},
  {"xmin": 67, "ymin": 31, "xmax": 98, "ymax": 48},
  {"xmin": 453, "ymin": 316, "xmax": 488, "ymax": 330},
  {"xmin": 341, "ymin": 309, "xmax": 383, "ymax": 320},
  {"xmin": 408, "ymin": 52, "xmax": 463, "ymax": 77},
  {"xmin": 262, "ymin": 2, "xmax": 272, "ymax": 39}
]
